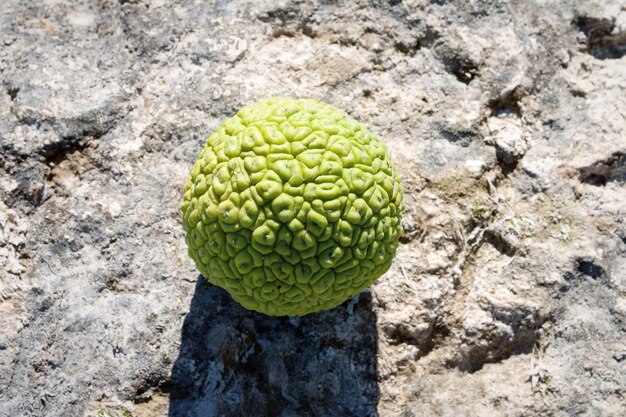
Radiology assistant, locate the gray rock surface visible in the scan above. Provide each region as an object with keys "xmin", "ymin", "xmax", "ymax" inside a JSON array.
[{"xmin": 1, "ymin": 0, "xmax": 625, "ymax": 416}]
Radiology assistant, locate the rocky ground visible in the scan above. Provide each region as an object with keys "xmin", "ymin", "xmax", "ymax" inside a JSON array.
[{"xmin": 1, "ymin": 0, "xmax": 625, "ymax": 416}]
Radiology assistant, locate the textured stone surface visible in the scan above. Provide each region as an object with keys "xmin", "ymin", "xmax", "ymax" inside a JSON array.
[{"xmin": 1, "ymin": 0, "xmax": 625, "ymax": 416}]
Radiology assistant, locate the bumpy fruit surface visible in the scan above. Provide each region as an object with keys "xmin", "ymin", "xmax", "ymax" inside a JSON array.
[{"xmin": 181, "ymin": 98, "xmax": 403, "ymax": 316}]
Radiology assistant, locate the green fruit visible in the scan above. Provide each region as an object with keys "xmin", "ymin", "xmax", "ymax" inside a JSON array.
[{"xmin": 181, "ymin": 98, "xmax": 403, "ymax": 316}]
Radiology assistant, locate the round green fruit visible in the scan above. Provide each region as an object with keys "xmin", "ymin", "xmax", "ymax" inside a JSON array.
[{"xmin": 181, "ymin": 98, "xmax": 403, "ymax": 316}]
